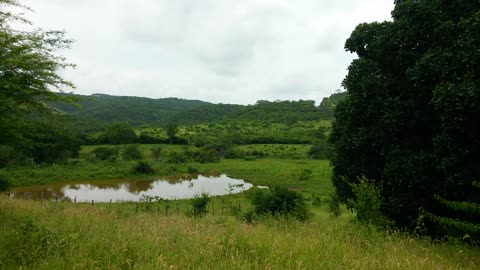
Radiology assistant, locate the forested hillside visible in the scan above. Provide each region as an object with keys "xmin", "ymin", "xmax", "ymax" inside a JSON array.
[{"xmin": 52, "ymin": 93, "xmax": 338, "ymax": 128}]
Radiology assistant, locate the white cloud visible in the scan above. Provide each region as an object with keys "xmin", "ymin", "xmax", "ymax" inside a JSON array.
[{"xmin": 20, "ymin": 0, "xmax": 394, "ymax": 104}]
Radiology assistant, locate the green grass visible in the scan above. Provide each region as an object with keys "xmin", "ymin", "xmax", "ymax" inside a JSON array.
[
  {"xmin": 1, "ymin": 196, "xmax": 479, "ymax": 269},
  {"xmin": 1, "ymin": 144, "xmax": 332, "ymax": 197}
]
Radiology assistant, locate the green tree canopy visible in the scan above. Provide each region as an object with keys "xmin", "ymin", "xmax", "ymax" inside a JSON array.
[
  {"xmin": 0, "ymin": 0, "xmax": 75, "ymax": 145},
  {"xmin": 165, "ymin": 124, "xmax": 178, "ymax": 144},
  {"xmin": 104, "ymin": 122, "xmax": 137, "ymax": 145},
  {"xmin": 330, "ymin": 0, "xmax": 480, "ymax": 230}
]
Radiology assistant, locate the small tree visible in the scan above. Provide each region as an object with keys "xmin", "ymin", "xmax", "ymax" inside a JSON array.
[
  {"xmin": 347, "ymin": 176, "xmax": 383, "ymax": 224},
  {"xmin": 165, "ymin": 124, "xmax": 178, "ymax": 145}
]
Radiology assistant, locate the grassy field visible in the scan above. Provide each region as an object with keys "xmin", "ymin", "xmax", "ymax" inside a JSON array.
[
  {"xmin": 2, "ymin": 143, "xmax": 479, "ymax": 269},
  {"xmin": 1, "ymin": 196, "xmax": 479, "ymax": 269},
  {"xmin": 1, "ymin": 144, "xmax": 331, "ymax": 196}
]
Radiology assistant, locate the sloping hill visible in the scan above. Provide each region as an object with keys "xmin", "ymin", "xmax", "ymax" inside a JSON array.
[
  {"xmin": 53, "ymin": 94, "xmax": 245, "ymax": 127},
  {"xmin": 51, "ymin": 93, "xmax": 340, "ymax": 128}
]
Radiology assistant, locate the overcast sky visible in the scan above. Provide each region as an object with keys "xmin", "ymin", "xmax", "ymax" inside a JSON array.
[{"xmin": 21, "ymin": 0, "xmax": 393, "ymax": 105}]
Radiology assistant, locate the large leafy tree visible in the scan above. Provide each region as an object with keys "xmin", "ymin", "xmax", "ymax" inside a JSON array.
[
  {"xmin": 0, "ymin": 0, "xmax": 75, "ymax": 145},
  {"xmin": 330, "ymin": 0, "xmax": 480, "ymax": 231},
  {"xmin": 104, "ymin": 122, "xmax": 138, "ymax": 145}
]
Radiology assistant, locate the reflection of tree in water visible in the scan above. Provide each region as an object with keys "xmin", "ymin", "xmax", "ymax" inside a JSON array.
[
  {"xmin": 162, "ymin": 174, "xmax": 198, "ymax": 183},
  {"xmin": 162, "ymin": 173, "xmax": 221, "ymax": 183},
  {"xmin": 13, "ymin": 186, "xmax": 65, "ymax": 201},
  {"xmin": 81, "ymin": 182, "xmax": 124, "ymax": 191},
  {"xmin": 125, "ymin": 180, "xmax": 155, "ymax": 194}
]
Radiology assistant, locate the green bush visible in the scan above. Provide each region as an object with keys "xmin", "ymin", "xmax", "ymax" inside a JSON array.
[
  {"xmin": 167, "ymin": 151, "xmax": 188, "ymax": 163},
  {"xmin": 151, "ymin": 147, "xmax": 162, "ymax": 161},
  {"xmin": 122, "ymin": 144, "xmax": 143, "ymax": 160},
  {"xmin": 0, "ymin": 145, "xmax": 20, "ymax": 168},
  {"xmin": 191, "ymin": 193, "xmax": 210, "ymax": 217},
  {"xmin": 347, "ymin": 176, "xmax": 383, "ymax": 224},
  {"xmin": 308, "ymin": 139, "xmax": 330, "ymax": 159},
  {"xmin": 248, "ymin": 186, "xmax": 309, "ymax": 221},
  {"xmin": 187, "ymin": 166, "xmax": 199, "ymax": 174},
  {"xmin": 91, "ymin": 147, "xmax": 118, "ymax": 161},
  {"xmin": 133, "ymin": 161, "xmax": 155, "ymax": 174},
  {"xmin": 0, "ymin": 177, "xmax": 11, "ymax": 192},
  {"xmin": 311, "ymin": 194, "xmax": 322, "ymax": 207},
  {"xmin": 298, "ymin": 169, "xmax": 313, "ymax": 181},
  {"xmin": 195, "ymin": 148, "xmax": 221, "ymax": 163}
]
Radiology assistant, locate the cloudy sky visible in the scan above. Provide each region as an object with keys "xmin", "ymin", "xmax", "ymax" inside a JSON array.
[{"xmin": 21, "ymin": 0, "xmax": 393, "ymax": 105}]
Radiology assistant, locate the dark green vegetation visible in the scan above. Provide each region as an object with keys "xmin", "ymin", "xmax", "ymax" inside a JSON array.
[
  {"xmin": 330, "ymin": 0, "xmax": 480, "ymax": 241},
  {"xmin": 53, "ymin": 94, "xmax": 338, "ymax": 128},
  {"xmin": 246, "ymin": 186, "xmax": 309, "ymax": 222}
]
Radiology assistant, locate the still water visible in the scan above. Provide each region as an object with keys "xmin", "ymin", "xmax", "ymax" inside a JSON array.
[{"xmin": 12, "ymin": 174, "xmax": 253, "ymax": 202}]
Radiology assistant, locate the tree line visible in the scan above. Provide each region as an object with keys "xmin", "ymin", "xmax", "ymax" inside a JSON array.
[{"xmin": 330, "ymin": 0, "xmax": 480, "ymax": 242}]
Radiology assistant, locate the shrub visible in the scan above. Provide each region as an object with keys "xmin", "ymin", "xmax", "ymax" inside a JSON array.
[
  {"xmin": 133, "ymin": 161, "xmax": 155, "ymax": 174},
  {"xmin": 311, "ymin": 194, "xmax": 322, "ymax": 207},
  {"xmin": 196, "ymin": 148, "xmax": 220, "ymax": 163},
  {"xmin": 191, "ymin": 193, "xmax": 210, "ymax": 217},
  {"xmin": 187, "ymin": 166, "xmax": 199, "ymax": 174},
  {"xmin": 248, "ymin": 186, "xmax": 309, "ymax": 221},
  {"xmin": 91, "ymin": 147, "xmax": 118, "ymax": 161},
  {"xmin": 298, "ymin": 169, "xmax": 313, "ymax": 181},
  {"xmin": 151, "ymin": 147, "xmax": 162, "ymax": 161},
  {"xmin": 0, "ymin": 145, "xmax": 21, "ymax": 168},
  {"xmin": 244, "ymin": 156, "xmax": 257, "ymax": 161},
  {"xmin": 308, "ymin": 139, "xmax": 330, "ymax": 159},
  {"xmin": 347, "ymin": 176, "xmax": 383, "ymax": 224},
  {"xmin": 167, "ymin": 152, "xmax": 188, "ymax": 163},
  {"xmin": 122, "ymin": 144, "xmax": 143, "ymax": 160},
  {"xmin": 329, "ymin": 192, "xmax": 341, "ymax": 217},
  {"xmin": 0, "ymin": 177, "xmax": 11, "ymax": 192}
]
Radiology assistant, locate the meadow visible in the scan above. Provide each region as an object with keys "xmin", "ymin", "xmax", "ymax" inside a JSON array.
[
  {"xmin": 1, "ymin": 195, "xmax": 479, "ymax": 269},
  {"xmin": 1, "ymin": 143, "xmax": 479, "ymax": 269}
]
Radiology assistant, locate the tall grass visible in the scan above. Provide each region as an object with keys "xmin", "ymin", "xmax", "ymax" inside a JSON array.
[{"xmin": 1, "ymin": 196, "xmax": 478, "ymax": 269}]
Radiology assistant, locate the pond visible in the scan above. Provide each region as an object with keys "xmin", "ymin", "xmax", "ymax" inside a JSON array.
[{"xmin": 12, "ymin": 174, "xmax": 253, "ymax": 202}]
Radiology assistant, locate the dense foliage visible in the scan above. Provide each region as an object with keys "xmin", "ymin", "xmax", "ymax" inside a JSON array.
[
  {"xmin": 247, "ymin": 186, "xmax": 309, "ymax": 221},
  {"xmin": 0, "ymin": 0, "xmax": 83, "ymax": 164},
  {"xmin": 330, "ymin": 0, "xmax": 480, "ymax": 235},
  {"xmin": 104, "ymin": 122, "xmax": 137, "ymax": 145}
]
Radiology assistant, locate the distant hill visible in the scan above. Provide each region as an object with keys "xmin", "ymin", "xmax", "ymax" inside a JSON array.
[{"xmin": 51, "ymin": 93, "xmax": 339, "ymax": 129}]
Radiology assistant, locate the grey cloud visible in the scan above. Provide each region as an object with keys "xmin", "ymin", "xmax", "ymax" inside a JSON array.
[{"xmin": 20, "ymin": 0, "xmax": 394, "ymax": 105}]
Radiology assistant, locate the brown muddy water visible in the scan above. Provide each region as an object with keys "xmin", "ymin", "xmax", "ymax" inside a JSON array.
[{"xmin": 12, "ymin": 174, "xmax": 253, "ymax": 202}]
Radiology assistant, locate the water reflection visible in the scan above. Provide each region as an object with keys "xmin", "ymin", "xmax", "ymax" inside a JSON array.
[{"xmin": 12, "ymin": 174, "xmax": 252, "ymax": 202}]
